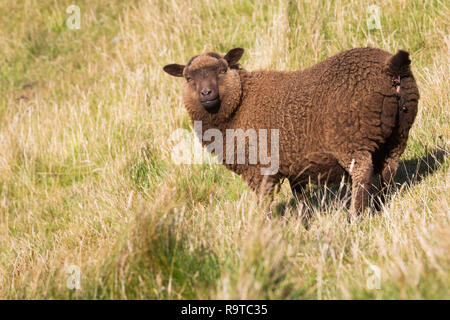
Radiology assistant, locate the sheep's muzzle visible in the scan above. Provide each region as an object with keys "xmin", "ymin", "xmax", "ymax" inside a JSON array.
[{"xmin": 200, "ymin": 97, "xmax": 221, "ymax": 112}]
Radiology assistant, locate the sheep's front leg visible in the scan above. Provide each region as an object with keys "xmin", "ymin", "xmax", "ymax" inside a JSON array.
[
  {"xmin": 257, "ymin": 175, "xmax": 280, "ymax": 204},
  {"xmin": 289, "ymin": 178, "xmax": 313, "ymax": 225},
  {"xmin": 246, "ymin": 173, "xmax": 280, "ymax": 214},
  {"xmin": 289, "ymin": 179, "xmax": 306, "ymax": 202},
  {"xmin": 289, "ymin": 179, "xmax": 309, "ymax": 212}
]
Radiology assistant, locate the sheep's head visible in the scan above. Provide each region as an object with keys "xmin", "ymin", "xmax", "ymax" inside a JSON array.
[{"xmin": 163, "ymin": 48, "xmax": 244, "ymax": 118}]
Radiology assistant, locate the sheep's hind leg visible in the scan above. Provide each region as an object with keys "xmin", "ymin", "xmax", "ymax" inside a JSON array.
[
  {"xmin": 340, "ymin": 153, "xmax": 374, "ymax": 220},
  {"xmin": 373, "ymin": 135, "xmax": 408, "ymax": 211},
  {"xmin": 375, "ymin": 156, "xmax": 400, "ymax": 211}
]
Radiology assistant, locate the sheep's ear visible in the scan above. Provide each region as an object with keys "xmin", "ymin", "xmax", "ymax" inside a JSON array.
[
  {"xmin": 224, "ymin": 48, "xmax": 244, "ymax": 66},
  {"xmin": 163, "ymin": 64, "xmax": 185, "ymax": 77}
]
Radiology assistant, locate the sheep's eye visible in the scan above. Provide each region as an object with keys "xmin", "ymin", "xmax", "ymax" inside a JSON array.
[
  {"xmin": 186, "ymin": 76, "xmax": 192, "ymax": 82},
  {"xmin": 220, "ymin": 69, "xmax": 227, "ymax": 74}
]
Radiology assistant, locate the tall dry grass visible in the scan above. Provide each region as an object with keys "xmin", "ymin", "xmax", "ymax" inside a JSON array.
[{"xmin": 0, "ymin": 0, "xmax": 448, "ymax": 299}]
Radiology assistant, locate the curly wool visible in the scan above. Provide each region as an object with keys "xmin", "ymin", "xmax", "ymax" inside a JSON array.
[{"xmin": 179, "ymin": 47, "xmax": 420, "ymax": 215}]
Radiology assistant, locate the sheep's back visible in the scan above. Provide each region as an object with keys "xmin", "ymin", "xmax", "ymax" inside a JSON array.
[{"xmin": 235, "ymin": 47, "xmax": 418, "ymax": 181}]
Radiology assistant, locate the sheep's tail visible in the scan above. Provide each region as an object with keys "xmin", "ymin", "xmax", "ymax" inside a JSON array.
[
  {"xmin": 383, "ymin": 50, "xmax": 419, "ymax": 143},
  {"xmin": 384, "ymin": 50, "xmax": 411, "ymax": 76}
]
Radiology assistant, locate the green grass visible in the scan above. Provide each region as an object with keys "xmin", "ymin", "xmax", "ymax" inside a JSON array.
[{"xmin": 0, "ymin": 0, "xmax": 448, "ymax": 299}]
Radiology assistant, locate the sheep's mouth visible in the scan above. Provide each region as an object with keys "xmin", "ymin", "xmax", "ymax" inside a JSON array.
[{"xmin": 200, "ymin": 97, "xmax": 220, "ymax": 111}]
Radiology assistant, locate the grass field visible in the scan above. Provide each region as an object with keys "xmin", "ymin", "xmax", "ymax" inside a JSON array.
[{"xmin": 0, "ymin": 0, "xmax": 449, "ymax": 299}]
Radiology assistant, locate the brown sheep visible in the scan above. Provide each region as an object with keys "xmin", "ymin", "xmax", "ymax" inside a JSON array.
[{"xmin": 163, "ymin": 47, "xmax": 419, "ymax": 218}]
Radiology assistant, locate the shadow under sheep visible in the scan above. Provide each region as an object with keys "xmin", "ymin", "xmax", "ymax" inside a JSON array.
[{"xmin": 274, "ymin": 145, "xmax": 449, "ymax": 221}]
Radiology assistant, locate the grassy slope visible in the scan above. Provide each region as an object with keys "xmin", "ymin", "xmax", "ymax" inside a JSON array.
[{"xmin": 0, "ymin": 0, "xmax": 448, "ymax": 299}]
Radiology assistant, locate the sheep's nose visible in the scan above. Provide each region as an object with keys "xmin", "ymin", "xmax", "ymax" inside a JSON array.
[{"xmin": 201, "ymin": 89, "xmax": 212, "ymax": 97}]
